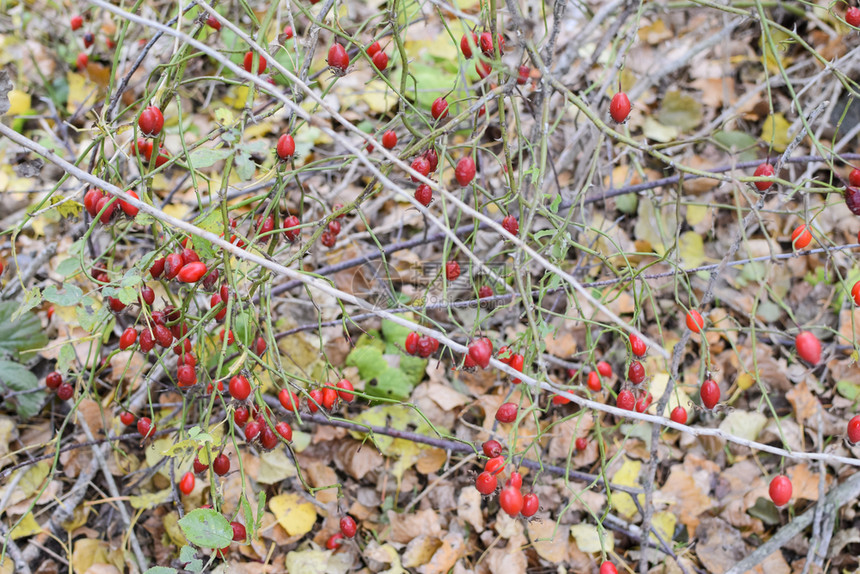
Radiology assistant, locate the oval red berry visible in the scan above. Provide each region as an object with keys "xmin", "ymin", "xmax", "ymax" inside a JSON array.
[
  {"xmin": 177, "ymin": 261, "xmax": 208, "ymax": 283},
  {"xmin": 769, "ymin": 475, "xmax": 792, "ymax": 507},
  {"xmin": 609, "ymin": 92, "xmax": 631, "ymax": 123},
  {"xmin": 795, "ymin": 331, "xmax": 821, "ymax": 365},
  {"xmin": 495, "ymin": 402, "xmax": 518, "ymax": 423}
]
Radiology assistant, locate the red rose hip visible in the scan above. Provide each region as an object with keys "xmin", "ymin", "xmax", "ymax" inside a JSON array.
[{"xmin": 609, "ymin": 92, "xmax": 631, "ymax": 123}]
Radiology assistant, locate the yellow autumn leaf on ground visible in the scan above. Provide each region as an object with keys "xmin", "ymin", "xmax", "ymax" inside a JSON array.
[
  {"xmin": 270, "ymin": 493, "xmax": 317, "ymax": 536},
  {"xmin": 71, "ymin": 539, "xmax": 112, "ymax": 573},
  {"xmin": 285, "ymin": 546, "xmax": 353, "ymax": 574},
  {"xmin": 686, "ymin": 204, "xmax": 708, "ymax": 226},
  {"xmin": 760, "ymin": 113, "xmax": 790, "ymax": 152},
  {"xmin": 163, "ymin": 511, "xmax": 186, "ymax": 547},
  {"xmin": 648, "ymin": 373, "xmax": 695, "ymax": 423},
  {"xmin": 66, "ymin": 71, "xmax": 98, "ymax": 114},
  {"xmin": 650, "ymin": 511, "xmax": 676, "ymax": 544},
  {"xmin": 719, "ymin": 410, "xmax": 767, "ymax": 442},
  {"xmin": 10, "ymin": 512, "xmax": 41, "ymax": 539},
  {"xmin": 7, "ymin": 90, "xmax": 31, "ymax": 115},
  {"xmin": 569, "ymin": 523, "xmax": 614, "ymax": 553},
  {"xmin": 678, "ymin": 231, "xmax": 706, "ymax": 268},
  {"xmin": 611, "ymin": 457, "xmax": 643, "ymax": 518},
  {"xmin": 340, "ymin": 78, "xmax": 398, "ymax": 114},
  {"xmin": 404, "ymin": 32, "xmax": 458, "ymax": 61},
  {"xmin": 130, "ymin": 488, "xmax": 172, "ymax": 509}
]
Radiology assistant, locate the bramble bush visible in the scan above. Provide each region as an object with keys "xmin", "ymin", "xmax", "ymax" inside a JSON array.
[{"xmin": 2, "ymin": 0, "xmax": 860, "ymax": 573}]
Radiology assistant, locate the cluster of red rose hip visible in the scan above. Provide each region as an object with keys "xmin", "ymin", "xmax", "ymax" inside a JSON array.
[{"xmin": 69, "ymin": 13, "xmax": 96, "ymax": 71}]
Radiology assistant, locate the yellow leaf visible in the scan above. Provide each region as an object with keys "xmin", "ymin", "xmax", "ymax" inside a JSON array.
[
  {"xmin": 55, "ymin": 196, "xmax": 84, "ymax": 219},
  {"xmin": 642, "ymin": 116, "xmax": 679, "ymax": 143},
  {"xmin": 638, "ymin": 19, "xmax": 673, "ymax": 44},
  {"xmin": 226, "ymin": 85, "xmax": 252, "ymax": 109},
  {"xmin": 569, "ymin": 523, "xmax": 614, "ymax": 553},
  {"xmin": 163, "ymin": 511, "xmax": 186, "ymax": 547},
  {"xmin": 66, "ymin": 71, "xmax": 98, "ymax": 115},
  {"xmin": 257, "ymin": 448, "xmax": 297, "ymax": 485},
  {"xmin": 214, "ymin": 108, "xmax": 234, "ymax": 125},
  {"xmin": 7, "ymin": 90, "xmax": 31, "ymax": 115},
  {"xmin": 719, "ymin": 411, "xmax": 767, "ymax": 442},
  {"xmin": 350, "ymin": 404, "xmax": 431, "ymax": 454},
  {"xmin": 390, "ymin": 438, "xmax": 420, "ymax": 483},
  {"xmin": 71, "ymin": 539, "xmax": 111, "ymax": 574},
  {"xmin": 650, "ymin": 511, "xmax": 676, "ymax": 544},
  {"xmin": 737, "ymin": 372, "xmax": 755, "ymax": 390},
  {"xmin": 269, "ymin": 493, "xmax": 317, "ymax": 536},
  {"xmin": 162, "ymin": 202, "xmax": 190, "ymax": 221},
  {"xmin": 286, "ymin": 546, "xmax": 354, "ymax": 574},
  {"xmin": 686, "ymin": 204, "xmax": 708, "ymax": 226},
  {"xmin": 340, "ymin": 79, "xmax": 398, "ymax": 115},
  {"xmin": 648, "ymin": 373, "xmax": 695, "ymax": 423},
  {"xmin": 611, "ymin": 457, "xmax": 642, "ymax": 518},
  {"xmin": 760, "ymin": 29, "xmax": 793, "ymax": 74},
  {"xmin": 678, "ymin": 231, "xmax": 706, "ymax": 268},
  {"xmin": 404, "ymin": 32, "xmax": 458, "ymax": 61},
  {"xmin": 61, "ymin": 504, "xmax": 90, "ymax": 532},
  {"xmin": 161, "ymin": 438, "xmax": 197, "ymax": 457},
  {"xmin": 761, "ymin": 113, "xmax": 791, "ymax": 152},
  {"xmin": 20, "ymin": 461, "xmax": 51, "ymax": 498},
  {"xmin": 129, "ymin": 488, "xmax": 172, "ymax": 509},
  {"xmin": 244, "ymin": 121, "xmax": 274, "ymax": 140},
  {"xmin": 10, "ymin": 512, "xmax": 41, "ymax": 539}
]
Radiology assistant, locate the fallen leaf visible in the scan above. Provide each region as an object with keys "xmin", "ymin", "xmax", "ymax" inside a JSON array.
[
  {"xmin": 786, "ymin": 380, "xmax": 820, "ymax": 427},
  {"xmin": 570, "ymin": 523, "xmax": 614, "ymax": 554},
  {"xmin": 610, "ymin": 457, "xmax": 642, "ymax": 519},
  {"xmin": 269, "ymin": 493, "xmax": 317, "ymax": 537},
  {"xmin": 528, "ymin": 519, "xmax": 569, "ymax": 562},
  {"xmin": 387, "ymin": 508, "xmax": 441, "ymax": 544}
]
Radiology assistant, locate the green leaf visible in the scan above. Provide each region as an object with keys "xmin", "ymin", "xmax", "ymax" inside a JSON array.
[
  {"xmin": 188, "ymin": 148, "xmax": 231, "ymax": 170},
  {"xmin": 120, "ymin": 269, "xmax": 142, "ymax": 289},
  {"xmin": 241, "ymin": 496, "xmax": 254, "ymax": 539},
  {"xmin": 179, "ymin": 545, "xmax": 203, "ymax": 573},
  {"xmin": 43, "ymin": 284, "xmax": 83, "ymax": 306},
  {"xmin": 642, "ymin": 116, "xmax": 679, "ymax": 143},
  {"xmin": 177, "ymin": 508, "xmax": 233, "ymax": 549},
  {"xmin": 233, "ymin": 151, "xmax": 256, "ymax": 181},
  {"xmin": 0, "ymin": 301, "xmax": 48, "ymax": 358},
  {"xmin": 365, "ymin": 368, "xmax": 414, "ymax": 403},
  {"xmin": 381, "ymin": 317, "xmax": 412, "ymax": 349},
  {"xmin": 143, "ymin": 568, "xmax": 177, "ymax": 574},
  {"xmin": 345, "ymin": 345, "xmax": 388, "ymax": 381},
  {"xmin": 713, "ymin": 130, "xmax": 757, "ymax": 154},
  {"xmin": 656, "ymin": 90, "xmax": 702, "ymax": 131},
  {"xmin": 214, "ymin": 108, "xmax": 234, "ymax": 125},
  {"xmin": 256, "ymin": 490, "xmax": 266, "ymax": 534},
  {"xmin": 11, "ymin": 288, "xmax": 42, "ymax": 321},
  {"xmin": 56, "ymin": 257, "xmax": 80, "ymax": 277},
  {"xmin": 615, "ymin": 193, "xmax": 638, "ymax": 215},
  {"xmin": 233, "ymin": 310, "xmax": 254, "ymax": 348},
  {"xmin": 836, "ymin": 379, "xmax": 860, "ymax": 401},
  {"xmin": 0, "ymin": 360, "xmax": 46, "ymax": 418},
  {"xmin": 76, "ymin": 304, "xmax": 101, "ymax": 332},
  {"xmin": 747, "ymin": 496, "xmax": 782, "ymax": 525},
  {"xmin": 57, "ymin": 343, "xmax": 76, "ymax": 373},
  {"xmin": 187, "ymin": 426, "xmax": 214, "ymax": 444},
  {"xmin": 161, "ymin": 439, "xmax": 198, "ymax": 457}
]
